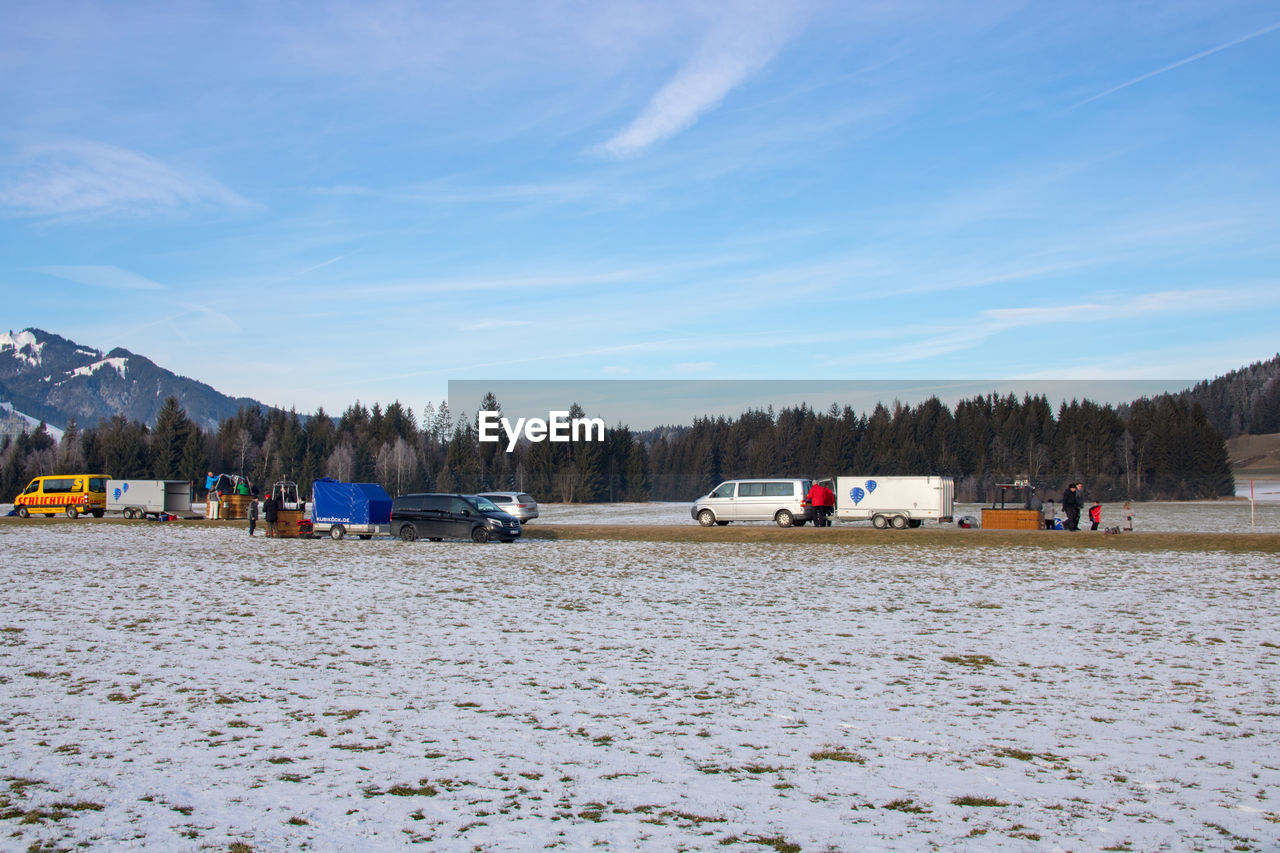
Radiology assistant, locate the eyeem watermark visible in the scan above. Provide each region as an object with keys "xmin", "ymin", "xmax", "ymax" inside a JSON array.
[{"xmin": 477, "ymin": 410, "xmax": 606, "ymax": 452}]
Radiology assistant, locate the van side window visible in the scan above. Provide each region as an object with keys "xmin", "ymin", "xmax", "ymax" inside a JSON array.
[
  {"xmin": 762, "ymin": 482, "xmax": 793, "ymax": 497},
  {"xmin": 88, "ymin": 477, "xmax": 107, "ymax": 492},
  {"xmin": 23, "ymin": 480, "xmax": 39, "ymax": 495},
  {"xmin": 424, "ymin": 495, "xmax": 450, "ymax": 512},
  {"xmin": 711, "ymin": 482, "xmax": 736, "ymax": 498},
  {"xmin": 451, "ymin": 497, "xmax": 473, "ymax": 514},
  {"xmin": 739, "ymin": 483, "xmax": 763, "ymax": 497}
]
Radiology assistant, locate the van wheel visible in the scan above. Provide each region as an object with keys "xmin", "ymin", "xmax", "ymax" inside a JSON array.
[
  {"xmin": 872, "ymin": 514, "xmax": 888, "ymax": 529},
  {"xmin": 891, "ymin": 515, "xmax": 909, "ymax": 529},
  {"xmin": 697, "ymin": 509, "xmax": 716, "ymax": 527},
  {"xmin": 330, "ymin": 524, "xmax": 346, "ymax": 541},
  {"xmin": 66, "ymin": 506, "xmax": 79, "ymax": 519},
  {"xmin": 775, "ymin": 509, "xmax": 794, "ymax": 528},
  {"xmin": 399, "ymin": 524, "xmax": 417, "ymax": 542},
  {"xmin": 471, "ymin": 526, "xmax": 490, "ymax": 544},
  {"xmin": 16, "ymin": 506, "xmax": 28, "ymax": 519}
]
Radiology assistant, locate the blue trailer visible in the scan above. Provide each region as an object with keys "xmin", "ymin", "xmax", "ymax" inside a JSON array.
[{"xmin": 311, "ymin": 478, "xmax": 392, "ymax": 540}]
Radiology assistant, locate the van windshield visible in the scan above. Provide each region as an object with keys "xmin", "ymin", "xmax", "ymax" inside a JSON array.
[{"xmin": 469, "ymin": 496, "xmax": 500, "ymax": 513}]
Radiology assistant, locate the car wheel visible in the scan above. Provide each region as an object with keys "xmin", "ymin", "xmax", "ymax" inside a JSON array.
[
  {"xmin": 399, "ymin": 524, "xmax": 417, "ymax": 542},
  {"xmin": 697, "ymin": 509, "xmax": 716, "ymax": 527},
  {"xmin": 66, "ymin": 506, "xmax": 79, "ymax": 519},
  {"xmin": 329, "ymin": 524, "xmax": 346, "ymax": 541},
  {"xmin": 16, "ymin": 506, "xmax": 28, "ymax": 519},
  {"xmin": 872, "ymin": 514, "xmax": 888, "ymax": 529},
  {"xmin": 471, "ymin": 526, "xmax": 490, "ymax": 544},
  {"xmin": 891, "ymin": 515, "xmax": 909, "ymax": 529},
  {"xmin": 775, "ymin": 509, "xmax": 794, "ymax": 528}
]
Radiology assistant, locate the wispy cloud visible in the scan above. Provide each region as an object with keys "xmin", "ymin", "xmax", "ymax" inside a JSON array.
[
  {"xmin": 595, "ymin": 1, "xmax": 805, "ymax": 157},
  {"xmin": 0, "ymin": 140, "xmax": 254, "ymax": 219},
  {"xmin": 37, "ymin": 265, "xmax": 165, "ymax": 290},
  {"xmin": 1071, "ymin": 19, "xmax": 1280, "ymax": 109}
]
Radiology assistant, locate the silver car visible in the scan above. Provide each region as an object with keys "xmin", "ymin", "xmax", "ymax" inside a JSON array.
[{"xmin": 476, "ymin": 491, "xmax": 540, "ymax": 523}]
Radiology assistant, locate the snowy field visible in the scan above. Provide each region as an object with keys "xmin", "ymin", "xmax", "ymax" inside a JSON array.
[
  {"xmin": 538, "ymin": 497, "xmax": 1280, "ymax": 534},
  {"xmin": 2, "ymin": 523, "xmax": 1278, "ymax": 851}
]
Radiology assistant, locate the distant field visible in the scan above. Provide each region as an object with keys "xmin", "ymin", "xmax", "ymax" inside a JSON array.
[{"xmin": 1229, "ymin": 431, "xmax": 1280, "ymax": 476}]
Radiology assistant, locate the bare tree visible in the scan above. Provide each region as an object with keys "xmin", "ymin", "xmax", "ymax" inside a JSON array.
[{"xmin": 327, "ymin": 442, "xmax": 355, "ymax": 482}]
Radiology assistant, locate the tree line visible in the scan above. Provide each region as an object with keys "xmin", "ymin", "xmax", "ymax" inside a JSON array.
[{"xmin": 1, "ymin": 387, "xmax": 1235, "ymax": 504}]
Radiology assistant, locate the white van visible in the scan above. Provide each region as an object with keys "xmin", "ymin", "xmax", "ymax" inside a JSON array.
[{"xmin": 691, "ymin": 478, "xmax": 813, "ymax": 527}]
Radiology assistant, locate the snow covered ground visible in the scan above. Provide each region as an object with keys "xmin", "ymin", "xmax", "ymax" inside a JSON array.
[{"xmin": 2, "ymin": 523, "xmax": 1278, "ymax": 851}]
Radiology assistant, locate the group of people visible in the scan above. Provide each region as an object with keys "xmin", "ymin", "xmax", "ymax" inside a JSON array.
[
  {"xmin": 206, "ymin": 471, "xmax": 282, "ymax": 537},
  {"xmin": 1057, "ymin": 482, "xmax": 1134, "ymax": 531},
  {"xmin": 248, "ymin": 491, "xmax": 280, "ymax": 537}
]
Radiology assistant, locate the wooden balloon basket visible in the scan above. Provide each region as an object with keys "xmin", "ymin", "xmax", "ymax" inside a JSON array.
[
  {"xmin": 212, "ymin": 493, "xmax": 256, "ymax": 520},
  {"xmin": 273, "ymin": 509, "xmax": 308, "ymax": 538}
]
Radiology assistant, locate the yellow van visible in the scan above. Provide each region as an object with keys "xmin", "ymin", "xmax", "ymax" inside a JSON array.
[{"xmin": 14, "ymin": 474, "xmax": 109, "ymax": 518}]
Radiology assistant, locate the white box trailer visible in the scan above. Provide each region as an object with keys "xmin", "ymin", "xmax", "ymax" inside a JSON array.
[
  {"xmin": 107, "ymin": 479, "xmax": 197, "ymax": 519},
  {"xmin": 834, "ymin": 475, "xmax": 954, "ymax": 529}
]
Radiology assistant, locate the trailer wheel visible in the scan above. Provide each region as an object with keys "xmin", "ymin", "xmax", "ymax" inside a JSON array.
[
  {"xmin": 872, "ymin": 514, "xmax": 888, "ymax": 529},
  {"xmin": 775, "ymin": 509, "xmax": 794, "ymax": 528},
  {"xmin": 399, "ymin": 524, "xmax": 417, "ymax": 542},
  {"xmin": 16, "ymin": 506, "xmax": 28, "ymax": 519},
  {"xmin": 891, "ymin": 514, "xmax": 909, "ymax": 529},
  {"xmin": 329, "ymin": 524, "xmax": 346, "ymax": 541},
  {"xmin": 697, "ymin": 509, "xmax": 716, "ymax": 527},
  {"xmin": 66, "ymin": 506, "xmax": 79, "ymax": 519}
]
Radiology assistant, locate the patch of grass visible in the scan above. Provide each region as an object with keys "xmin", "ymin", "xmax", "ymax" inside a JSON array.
[
  {"xmin": 952, "ymin": 795, "xmax": 1009, "ymax": 807},
  {"xmin": 286, "ymin": 816, "xmax": 308, "ymax": 826},
  {"xmin": 323, "ymin": 709, "xmax": 363, "ymax": 721},
  {"xmin": 882, "ymin": 798, "xmax": 930, "ymax": 814},
  {"xmin": 994, "ymin": 746, "xmax": 1067, "ymax": 764},
  {"xmin": 743, "ymin": 834, "xmax": 801, "ymax": 853},
  {"xmin": 810, "ymin": 746, "xmax": 865, "ymax": 763},
  {"xmin": 365, "ymin": 781, "xmax": 438, "ymax": 798},
  {"xmin": 942, "ymin": 654, "xmax": 998, "ymax": 668}
]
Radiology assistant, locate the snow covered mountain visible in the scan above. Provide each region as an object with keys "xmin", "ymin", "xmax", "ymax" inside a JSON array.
[{"xmin": 0, "ymin": 328, "xmax": 264, "ymax": 430}]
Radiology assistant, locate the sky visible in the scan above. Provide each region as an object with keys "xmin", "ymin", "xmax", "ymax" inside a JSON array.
[{"xmin": 2, "ymin": 0, "xmax": 1279, "ymax": 420}]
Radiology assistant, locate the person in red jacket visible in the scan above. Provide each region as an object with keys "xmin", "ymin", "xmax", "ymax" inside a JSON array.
[
  {"xmin": 1088, "ymin": 500, "xmax": 1102, "ymax": 531},
  {"xmin": 807, "ymin": 481, "xmax": 836, "ymax": 527}
]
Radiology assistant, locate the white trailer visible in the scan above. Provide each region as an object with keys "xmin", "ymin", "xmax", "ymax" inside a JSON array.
[
  {"xmin": 107, "ymin": 479, "xmax": 197, "ymax": 519},
  {"xmin": 834, "ymin": 475, "xmax": 954, "ymax": 529}
]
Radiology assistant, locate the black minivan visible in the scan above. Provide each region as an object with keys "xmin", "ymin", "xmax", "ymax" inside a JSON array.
[{"xmin": 390, "ymin": 493, "xmax": 522, "ymax": 543}]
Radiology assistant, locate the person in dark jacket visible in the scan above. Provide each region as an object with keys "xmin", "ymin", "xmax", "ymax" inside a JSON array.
[
  {"xmin": 263, "ymin": 493, "xmax": 279, "ymax": 538},
  {"xmin": 1062, "ymin": 483, "xmax": 1082, "ymax": 531},
  {"xmin": 248, "ymin": 495, "xmax": 258, "ymax": 536}
]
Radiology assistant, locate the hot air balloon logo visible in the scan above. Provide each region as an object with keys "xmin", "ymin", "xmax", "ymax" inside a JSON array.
[
  {"xmin": 865, "ymin": 479, "xmax": 877, "ymax": 494},
  {"xmin": 849, "ymin": 487, "xmax": 866, "ymax": 505}
]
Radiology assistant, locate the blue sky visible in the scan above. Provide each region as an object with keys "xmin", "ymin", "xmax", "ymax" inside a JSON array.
[{"xmin": 2, "ymin": 1, "xmax": 1278, "ymax": 418}]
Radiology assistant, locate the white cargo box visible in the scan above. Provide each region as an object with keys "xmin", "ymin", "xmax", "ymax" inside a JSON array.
[
  {"xmin": 833, "ymin": 475, "xmax": 954, "ymax": 529},
  {"xmin": 106, "ymin": 479, "xmax": 197, "ymax": 519}
]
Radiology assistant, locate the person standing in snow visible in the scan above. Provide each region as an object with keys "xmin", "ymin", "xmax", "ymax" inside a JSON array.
[
  {"xmin": 1123, "ymin": 501, "xmax": 1134, "ymax": 531},
  {"xmin": 248, "ymin": 494, "xmax": 258, "ymax": 536},
  {"xmin": 1062, "ymin": 483, "xmax": 1081, "ymax": 531},
  {"xmin": 1088, "ymin": 500, "xmax": 1102, "ymax": 531},
  {"xmin": 263, "ymin": 492, "xmax": 279, "ymax": 538}
]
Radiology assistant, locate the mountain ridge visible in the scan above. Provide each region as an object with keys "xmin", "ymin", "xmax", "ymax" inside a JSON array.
[{"xmin": 0, "ymin": 328, "xmax": 265, "ymax": 431}]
